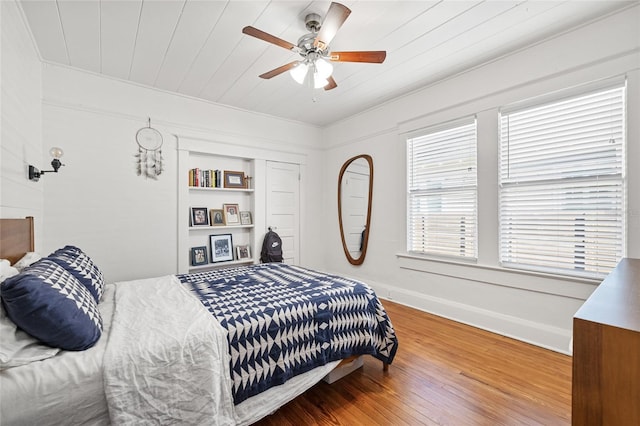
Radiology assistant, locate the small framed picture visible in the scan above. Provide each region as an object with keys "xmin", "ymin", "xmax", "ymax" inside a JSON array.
[
  {"xmin": 210, "ymin": 209, "xmax": 225, "ymax": 226},
  {"xmin": 240, "ymin": 211, "xmax": 252, "ymax": 225},
  {"xmin": 191, "ymin": 246, "xmax": 208, "ymax": 266},
  {"xmin": 210, "ymin": 234, "xmax": 234, "ymax": 263},
  {"xmin": 224, "ymin": 170, "xmax": 246, "ymax": 189},
  {"xmin": 190, "ymin": 207, "xmax": 209, "ymax": 226},
  {"xmin": 236, "ymin": 245, "xmax": 251, "ymax": 260},
  {"xmin": 223, "ymin": 204, "xmax": 240, "ymax": 225}
]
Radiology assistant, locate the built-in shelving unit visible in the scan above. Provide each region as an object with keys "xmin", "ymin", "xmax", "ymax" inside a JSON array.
[
  {"xmin": 177, "ymin": 138, "xmax": 266, "ymax": 274},
  {"xmin": 176, "ymin": 135, "xmax": 306, "ymax": 274}
]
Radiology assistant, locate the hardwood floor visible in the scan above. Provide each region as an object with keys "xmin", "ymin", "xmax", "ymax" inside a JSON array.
[{"xmin": 254, "ymin": 300, "xmax": 572, "ymax": 425}]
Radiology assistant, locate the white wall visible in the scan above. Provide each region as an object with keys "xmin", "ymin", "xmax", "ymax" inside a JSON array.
[
  {"xmin": 322, "ymin": 5, "xmax": 640, "ymax": 353},
  {"xmin": 0, "ymin": 0, "xmax": 44, "ymax": 244},
  {"xmin": 41, "ymin": 65, "xmax": 324, "ymax": 282}
]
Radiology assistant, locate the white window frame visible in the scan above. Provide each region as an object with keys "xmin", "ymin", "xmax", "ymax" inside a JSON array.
[
  {"xmin": 498, "ymin": 82, "xmax": 626, "ymax": 279},
  {"xmin": 406, "ymin": 117, "xmax": 478, "ymax": 260}
]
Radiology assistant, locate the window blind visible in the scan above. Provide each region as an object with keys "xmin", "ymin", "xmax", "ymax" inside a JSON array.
[
  {"xmin": 407, "ymin": 119, "xmax": 477, "ymax": 259},
  {"xmin": 499, "ymin": 85, "xmax": 625, "ymax": 278}
]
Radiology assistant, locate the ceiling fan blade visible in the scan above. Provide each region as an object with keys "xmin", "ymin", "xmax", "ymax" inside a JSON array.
[
  {"xmin": 242, "ymin": 26, "xmax": 300, "ymax": 52},
  {"xmin": 259, "ymin": 61, "xmax": 300, "ymax": 79},
  {"xmin": 314, "ymin": 2, "xmax": 351, "ymax": 50},
  {"xmin": 324, "ymin": 76, "xmax": 337, "ymax": 91},
  {"xmin": 329, "ymin": 51, "xmax": 387, "ymax": 63}
]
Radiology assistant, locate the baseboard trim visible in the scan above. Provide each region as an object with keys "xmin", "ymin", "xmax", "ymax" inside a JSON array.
[{"xmin": 366, "ymin": 279, "xmax": 572, "ymax": 355}]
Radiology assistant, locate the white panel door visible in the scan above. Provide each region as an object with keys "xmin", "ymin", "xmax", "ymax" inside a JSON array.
[{"xmin": 266, "ymin": 161, "xmax": 300, "ymax": 264}]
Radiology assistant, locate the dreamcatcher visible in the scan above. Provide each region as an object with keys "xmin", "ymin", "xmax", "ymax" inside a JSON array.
[{"xmin": 135, "ymin": 118, "xmax": 163, "ymax": 179}]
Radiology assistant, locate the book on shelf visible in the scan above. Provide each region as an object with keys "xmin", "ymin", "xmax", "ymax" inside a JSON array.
[{"xmin": 188, "ymin": 168, "xmax": 222, "ymax": 188}]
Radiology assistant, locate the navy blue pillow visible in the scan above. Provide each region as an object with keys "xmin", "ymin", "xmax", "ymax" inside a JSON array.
[
  {"xmin": 48, "ymin": 245, "xmax": 104, "ymax": 303},
  {"xmin": 0, "ymin": 259, "xmax": 103, "ymax": 351}
]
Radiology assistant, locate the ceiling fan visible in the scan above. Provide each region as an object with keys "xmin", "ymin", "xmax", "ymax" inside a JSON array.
[{"xmin": 242, "ymin": 2, "xmax": 386, "ymax": 91}]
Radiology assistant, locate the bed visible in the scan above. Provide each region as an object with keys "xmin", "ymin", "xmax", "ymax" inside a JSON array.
[{"xmin": 0, "ymin": 217, "xmax": 398, "ymax": 425}]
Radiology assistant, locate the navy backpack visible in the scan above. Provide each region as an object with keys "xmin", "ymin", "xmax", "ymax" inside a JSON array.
[{"xmin": 260, "ymin": 229, "xmax": 283, "ymax": 263}]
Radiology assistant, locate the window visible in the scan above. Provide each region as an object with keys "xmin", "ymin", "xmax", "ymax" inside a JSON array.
[
  {"xmin": 407, "ymin": 118, "xmax": 477, "ymax": 259},
  {"xmin": 499, "ymin": 85, "xmax": 625, "ymax": 278}
]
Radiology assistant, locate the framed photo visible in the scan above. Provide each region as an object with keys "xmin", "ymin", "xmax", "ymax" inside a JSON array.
[
  {"xmin": 240, "ymin": 211, "xmax": 252, "ymax": 225},
  {"xmin": 223, "ymin": 204, "xmax": 240, "ymax": 225},
  {"xmin": 210, "ymin": 234, "xmax": 233, "ymax": 263},
  {"xmin": 236, "ymin": 245, "xmax": 251, "ymax": 260},
  {"xmin": 190, "ymin": 246, "xmax": 208, "ymax": 266},
  {"xmin": 190, "ymin": 207, "xmax": 209, "ymax": 226},
  {"xmin": 224, "ymin": 170, "xmax": 246, "ymax": 189},
  {"xmin": 210, "ymin": 209, "xmax": 225, "ymax": 226}
]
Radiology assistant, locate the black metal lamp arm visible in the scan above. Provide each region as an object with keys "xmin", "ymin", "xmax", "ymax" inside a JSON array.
[{"xmin": 28, "ymin": 159, "xmax": 64, "ymax": 182}]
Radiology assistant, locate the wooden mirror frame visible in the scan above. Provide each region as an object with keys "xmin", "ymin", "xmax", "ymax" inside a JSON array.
[{"xmin": 337, "ymin": 154, "xmax": 373, "ymax": 265}]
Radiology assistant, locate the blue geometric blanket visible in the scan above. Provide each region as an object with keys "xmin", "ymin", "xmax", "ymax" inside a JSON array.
[{"xmin": 177, "ymin": 263, "xmax": 398, "ymax": 404}]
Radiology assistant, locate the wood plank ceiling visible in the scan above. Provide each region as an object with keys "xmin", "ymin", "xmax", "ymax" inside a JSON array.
[{"xmin": 18, "ymin": 0, "xmax": 635, "ymax": 126}]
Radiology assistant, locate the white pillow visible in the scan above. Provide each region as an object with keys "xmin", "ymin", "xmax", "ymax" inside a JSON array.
[
  {"xmin": 0, "ymin": 259, "xmax": 19, "ymax": 283},
  {"xmin": 0, "ymin": 303, "xmax": 60, "ymax": 369},
  {"xmin": 12, "ymin": 252, "xmax": 41, "ymax": 272},
  {"xmin": 1, "ymin": 259, "xmax": 60, "ymax": 368}
]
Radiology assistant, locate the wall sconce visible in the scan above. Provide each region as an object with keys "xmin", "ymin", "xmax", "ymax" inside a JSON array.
[{"xmin": 29, "ymin": 147, "xmax": 64, "ymax": 182}]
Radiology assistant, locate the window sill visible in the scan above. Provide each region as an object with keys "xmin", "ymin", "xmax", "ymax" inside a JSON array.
[{"xmin": 396, "ymin": 252, "xmax": 600, "ymax": 300}]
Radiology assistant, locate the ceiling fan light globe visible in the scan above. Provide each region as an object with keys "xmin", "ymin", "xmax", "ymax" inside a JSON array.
[
  {"xmin": 315, "ymin": 58, "xmax": 333, "ymax": 80},
  {"xmin": 290, "ymin": 63, "xmax": 308, "ymax": 84}
]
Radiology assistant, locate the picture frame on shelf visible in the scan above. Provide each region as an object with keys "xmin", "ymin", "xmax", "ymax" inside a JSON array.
[
  {"xmin": 236, "ymin": 245, "xmax": 251, "ymax": 260},
  {"xmin": 240, "ymin": 211, "xmax": 252, "ymax": 225},
  {"xmin": 210, "ymin": 234, "xmax": 234, "ymax": 263},
  {"xmin": 223, "ymin": 204, "xmax": 240, "ymax": 225},
  {"xmin": 190, "ymin": 207, "xmax": 209, "ymax": 226},
  {"xmin": 224, "ymin": 170, "xmax": 246, "ymax": 189},
  {"xmin": 190, "ymin": 246, "xmax": 208, "ymax": 266},
  {"xmin": 210, "ymin": 209, "xmax": 225, "ymax": 226}
]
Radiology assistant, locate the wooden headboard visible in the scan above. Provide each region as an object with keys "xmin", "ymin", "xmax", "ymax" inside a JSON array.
[{"xmin": 0, "ymin": 217, "xmax": 35, "ymax": 265}]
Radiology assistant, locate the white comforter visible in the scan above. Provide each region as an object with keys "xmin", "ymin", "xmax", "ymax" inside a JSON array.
[
  {"xmin": 1, "ymin": 275, "xmax": 340, "ymax": 425},
  {"xmin": 103, "ymin": 275, "xmax": 237, "ymax": 425}
]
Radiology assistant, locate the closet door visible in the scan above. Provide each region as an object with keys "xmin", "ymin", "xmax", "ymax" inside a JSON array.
[{"xmin": 266, "ymin": 161, "xmax": 300, "ymax": 264}]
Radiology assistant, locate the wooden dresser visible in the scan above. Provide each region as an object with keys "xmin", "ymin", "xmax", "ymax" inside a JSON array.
[{"xmin": 572, "ymin": 258, "xmax": 640, "ymax": 425}]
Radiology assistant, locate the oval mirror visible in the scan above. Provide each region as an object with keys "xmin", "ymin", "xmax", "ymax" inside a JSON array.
[{"xmin": 338, "ymin": 154, "xmax": 373, "ymax": 265}]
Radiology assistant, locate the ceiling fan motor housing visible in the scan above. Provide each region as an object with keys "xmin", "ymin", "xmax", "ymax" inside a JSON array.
[
  {"xmin": 304, "ymin": 13, "xmax": 322, "ymax": 32},
  {"xmin": 297, "ymin": 33, "xmax": 320, "ymax": 55},
  {"xmin": 298, "ymin": 12, "xmax": 328, "ymax": 57}
]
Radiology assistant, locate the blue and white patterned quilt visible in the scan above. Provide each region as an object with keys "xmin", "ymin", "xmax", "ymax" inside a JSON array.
[{"xmin": 178, "ymin": 263, "xmax": 398, "ymax": 404}]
